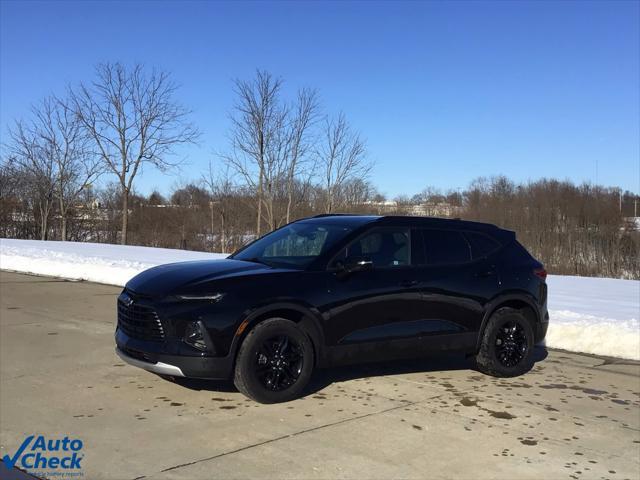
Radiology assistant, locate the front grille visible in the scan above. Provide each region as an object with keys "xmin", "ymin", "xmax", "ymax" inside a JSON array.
[{"xmin": 117, "ymin": 297, "xmax": 165, "ymax": 342}]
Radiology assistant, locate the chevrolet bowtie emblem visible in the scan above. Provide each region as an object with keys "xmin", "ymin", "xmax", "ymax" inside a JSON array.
[{"xmin": 121, "ymin": 294, "xmax": 134, "ymax": 307}]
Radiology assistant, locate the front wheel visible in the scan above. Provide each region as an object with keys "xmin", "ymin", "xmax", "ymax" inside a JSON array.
[
  {"xmin": 233, "ymin": 318, "xmax": 314, "ymax": 403},
  {"xmin": 474, "ymin": 307, "xmax": 535, "ymax": 377}
]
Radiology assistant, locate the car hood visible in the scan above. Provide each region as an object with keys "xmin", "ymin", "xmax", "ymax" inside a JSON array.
[{"xmin": 125, "ymin": 259, "xmax": 272, "ymax": 297}]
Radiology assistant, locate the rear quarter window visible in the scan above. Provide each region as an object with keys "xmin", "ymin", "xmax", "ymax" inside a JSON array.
[
  {"xmin": 504, "ymin": 240, "xmax": 537, "ymax": 263},
  {"xmin": 465, "ymin": 231, "xmax": 501, "ymax": 259},
  {"xmin": 422, "ymin": 229, "xmax": 472, "ymax": 265}
]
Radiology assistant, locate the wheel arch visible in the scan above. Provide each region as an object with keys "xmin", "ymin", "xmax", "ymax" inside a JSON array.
[
  {"xmin": 229, "ymin": 302, "xmax": 325, "ymax": 369},
  {"xmin": 476, "ymin": 293, "xmax": 541, "ymax": 351}
]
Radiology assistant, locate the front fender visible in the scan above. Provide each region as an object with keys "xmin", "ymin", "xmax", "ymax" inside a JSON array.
[{"xmin": 228, "ymin": 301, "xmax": 327, "ymax": 368}]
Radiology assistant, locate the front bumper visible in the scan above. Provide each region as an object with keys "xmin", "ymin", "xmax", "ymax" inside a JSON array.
[
  {"xmin": 115, "ymin": 328, "xmax": 233, "ymax": 379},
  {"xmin": 116, "ymin": 347, "xmax": 186, "ymax": 377}
]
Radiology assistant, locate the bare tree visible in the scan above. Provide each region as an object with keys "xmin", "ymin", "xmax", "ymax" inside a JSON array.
[
  {"xmin": 70, "ymin": 62, "xmax": 198, "ymax": 244},
  {"xmin": 284, "ymin": 88, "xmax": 320, "ymax": 223},
  {"xmin": 202, "ymin": 161, "xmax": 237, "ymax": 253},
  {"xmin": 7, "ymin": 120, "xmax": 56, "ymax": 240},
  {"xmin": 225, "ymin": 70, "xmax": 284, "ymax": 237},
  {"xmin": 261, "ymin": 106, "xmax": 290, "ymax": 230},
  {"xmin": 225, "ymin": 73, "xmax": 323, "ymax": 231},
  {"xmin": 34, "ymin": 96, "xmax": 102, "ymax": 240},
  {"xmin": 0, "ymin": 156, "xmax": 30, "ymax": 238},
  {"xmin": 317, "ymin": 113, "xmax": 370, "ymax": 213},
  {"xmin": 342, "ymin": 178, "xmax": 377, "ymax": 208}
]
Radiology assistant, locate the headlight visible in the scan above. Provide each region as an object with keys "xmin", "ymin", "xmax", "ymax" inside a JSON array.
[{"xmin": 176, "ymin": 293, "xmax": 225, "ymax": 302}]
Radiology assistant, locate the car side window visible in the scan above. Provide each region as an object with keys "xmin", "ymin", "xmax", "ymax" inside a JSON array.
[
  {"xmin": 422, "ymin": 229, "xmax": 472, "ymax": 265},
  {"xmin": 465, "ymin": 231, "xmax": 501, "ymax": 259},
  {"xmin": 332, "ymin": 228, "xmax": 410, "ymax": 268}
]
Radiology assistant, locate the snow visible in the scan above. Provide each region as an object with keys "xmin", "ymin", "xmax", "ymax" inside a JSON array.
[
  {"xmin": 0, "ymin": 239, "xmax": 228, "ymax": 287},
  {"xmin": 1, "ymin": 238, "xmax": 638, "ymax": 360},
  {"xmin": 546, "ymin": 276, "xmax": 639, "ymax": 360}
]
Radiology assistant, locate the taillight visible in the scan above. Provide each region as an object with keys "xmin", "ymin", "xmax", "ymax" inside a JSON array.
[{"xmin": 534, "ymin": 267, "xmax": 547, "ymax": 281}]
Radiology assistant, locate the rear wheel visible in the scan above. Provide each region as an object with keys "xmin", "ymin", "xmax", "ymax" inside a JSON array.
[
  {"xmin": 474, "ymin": 307, "xmax": 534, "ymax": 377},
  {"xmin": 233, "ymin": 318, "xmax": 314, "ymax": 403}
]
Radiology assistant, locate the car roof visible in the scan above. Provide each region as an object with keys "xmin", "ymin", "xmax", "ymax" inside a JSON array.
[
  {"xmin": 375, "ymin": 215, "xmax": 501, "ymax": 231},
  {"xmin": 297, "ymin": 214, "xmax": 502, "ymax": 233},
  {"xmin": 297, "ymin": 214, "xmax": 381, "ymax": 226}
]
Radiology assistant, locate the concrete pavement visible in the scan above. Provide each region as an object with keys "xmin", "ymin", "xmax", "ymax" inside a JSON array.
[{"xmin": 0, "ymin": 271, "xmax": 638, "ymax": 480}]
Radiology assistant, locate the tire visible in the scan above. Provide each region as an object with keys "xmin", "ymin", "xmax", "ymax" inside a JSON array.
[
  {"xmin": 474, "ymin": 307, "xmax": 535, "ymax": 377},
  {"xmin": 233, "ymin": 318, "xmax": 315, "ymax": 403}
]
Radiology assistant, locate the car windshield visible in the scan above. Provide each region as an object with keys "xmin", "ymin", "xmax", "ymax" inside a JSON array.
[{"xmin": 232, "ymin": 222, "xmax": 353, "ymax": 269}]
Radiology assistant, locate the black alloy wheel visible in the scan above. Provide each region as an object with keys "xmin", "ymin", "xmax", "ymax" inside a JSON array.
[
  {"xmin": 255, "ymin": 334, "xmax": 304, "ymax": 391},
  {"xmin": 474, "ymin": 307, "xmax": 535, "ymax": 378},
  {"xmin": 234, "ymin": 318, "xmax": 314, "ymax": 403},
  {"xmin": 494, "ymin": 320, "xmax": 528, "ymax": 367}
]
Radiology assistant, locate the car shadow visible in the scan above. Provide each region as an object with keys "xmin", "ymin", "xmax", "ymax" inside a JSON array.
[
  {"xmin": 170, "ymin": 376, "xmax": 237, "ymax": 392},
  {"xmin": 164, "ymin": 346, "xmax": 549, "ymax": 397},
  {"xmin": 303, "ymin": 345, "xmax": 548, "ymax": 396}
]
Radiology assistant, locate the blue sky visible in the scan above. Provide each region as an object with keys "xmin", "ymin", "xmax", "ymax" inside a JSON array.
[{"xmin": 1, "ymin": 0, "xmax": 638, "ymax": 197}]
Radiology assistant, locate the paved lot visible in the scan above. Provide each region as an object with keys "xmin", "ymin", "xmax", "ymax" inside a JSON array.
[{"xmin": 0, "ymin": 270, "xmax": 639, "ymax": 480}]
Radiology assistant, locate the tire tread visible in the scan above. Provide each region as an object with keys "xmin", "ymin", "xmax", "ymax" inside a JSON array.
[
  {"xmin": 233, "ymin": 318, "xmax": 313, "ymax": 403},
  {"xmin": 475, "ymin": 307, "xmax": 534, "ymax": 378}
]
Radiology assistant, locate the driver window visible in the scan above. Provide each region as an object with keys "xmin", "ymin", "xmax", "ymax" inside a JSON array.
[{"xmin": 334, "ymin": 228, "xmax": 410, "ymax": 268}]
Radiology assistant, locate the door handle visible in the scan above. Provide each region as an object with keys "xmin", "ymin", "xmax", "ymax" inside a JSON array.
[{"xmin": 399, "ymin": 280, "xmax": 419, "ymax": 287}]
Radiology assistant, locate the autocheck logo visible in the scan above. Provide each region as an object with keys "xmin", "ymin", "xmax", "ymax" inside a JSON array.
[{"xmin": 3, "ymin": 435, "xmax": 84, "ymax": 476}]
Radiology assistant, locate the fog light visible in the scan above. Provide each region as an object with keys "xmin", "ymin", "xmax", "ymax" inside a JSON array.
[{"xmin": 184, "ymin": 321, "xmax": 208, "ymax": 351}]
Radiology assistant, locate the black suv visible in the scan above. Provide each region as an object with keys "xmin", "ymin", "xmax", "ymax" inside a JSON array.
[{"xmin": 115, "ymin": 215, "xmax": 548, "ymax": 403}]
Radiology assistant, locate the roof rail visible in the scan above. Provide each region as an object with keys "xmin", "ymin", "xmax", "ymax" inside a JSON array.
[{"xmin": 311, "ymin": 213, "xmax": 364, "ymax": 218}]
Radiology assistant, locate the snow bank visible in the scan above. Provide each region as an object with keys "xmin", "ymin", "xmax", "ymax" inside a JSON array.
[
  {"xmin": 0, "ymin": 238, "xmax": 228, "ymax": 286},
  {"xmin": 1, "ymin": 238, "xmax": 638, "ymax": 360},
  {"xmin": 546, "ymin": 276, "xmax": 639, "ymax": 360}
]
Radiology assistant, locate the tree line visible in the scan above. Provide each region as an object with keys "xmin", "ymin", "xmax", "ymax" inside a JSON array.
[{"xmin": 1, "ymin": 64, "xmax": 638, "ymax": 279}]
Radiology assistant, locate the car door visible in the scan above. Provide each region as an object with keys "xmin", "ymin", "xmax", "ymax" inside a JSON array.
[
  {"xmin": 322, "ymin": 226, "xmax": 425, "ymax": 359},
  {"xmin": 412, "ymin": 228, "xmax": 499, "ymax": 340}
]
